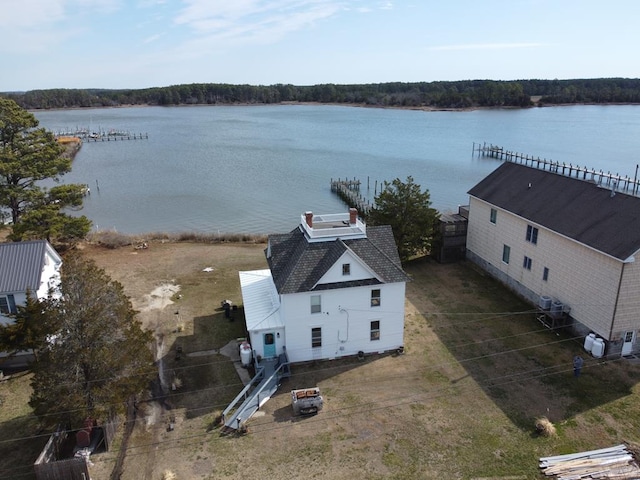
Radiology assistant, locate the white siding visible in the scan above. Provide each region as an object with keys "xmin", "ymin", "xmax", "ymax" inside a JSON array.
[
  {"xmin": 318, "ymin": 252, "xmax": 378, "ymax": 284},
  {"xmin": 248, "ymin": 327, "xmax": 286, "ymax": 360},
  {"xmin": 611, "ymin": 259, "xmax": 640, "ymax": 341},
  {"xmin": 468, "ymin": 197, "xmax": 622, "ymax": 339},
  {"xmin": 37, "ymin": 248, "xmax": 62, "ymax": 300},
  {"xmin": 280, "ymin": 282, "xmax": 405, "ymax": 363}
]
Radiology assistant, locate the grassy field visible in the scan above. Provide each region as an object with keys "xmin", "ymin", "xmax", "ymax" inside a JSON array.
[{"xmin": 2, "ymin": 241, "xmax": 640, "ymax": 479}]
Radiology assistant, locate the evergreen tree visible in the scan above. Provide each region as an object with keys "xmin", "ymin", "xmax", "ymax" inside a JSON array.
[
  {"xmin": 29, "ymin": 254, "xmax": 155, "ymax": 427},
  {"xmin": 368, "ymin": 176, "xmax": 439, "ymax": 262},
  {"xmin": 0, "ymin": 290, "xmax": 54, "ymax": 363},
  {"xmin": 0, "ymin": 98, "xmax": 91, "ymax": 242}
]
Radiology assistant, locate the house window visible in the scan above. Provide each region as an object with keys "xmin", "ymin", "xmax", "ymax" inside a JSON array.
[
  {"xmin": 342, "ymin": 263, "xmax": 351, "ymax": 276},
  {"xmin": 490, "ymin": 208, "xmax": 497, "ymax": 224},
  {"xmin": 523, "ymin": 256, "xmax": 532, "ymax": 270},
  {"xmin": 0, "ymin": 294, "xmax": 16, "ymax": 315},
  {"xmin": 371, "ymin": 289, "xmax": 381, "ymax": 307},
  {"xmin": 370, "ymin": 321, "xmax": 380, "ymax": 341},
  {"xmin": 543, "ymin": 267, "xmax": 549, "ymax": 281},
  {"xmin": 311, "ymin": 327, "xmax": 322, "ymax": 348},
  {"xmin": 310, "ymin": 295, "xmax": 321, "ymax": 314},
  {"xmin": 526, "ymin": 225, "xmax": 538, "ymax": 244},
  {"xmin": 502, "ymin": 245, "xmax": 510, "ymax": 264}
]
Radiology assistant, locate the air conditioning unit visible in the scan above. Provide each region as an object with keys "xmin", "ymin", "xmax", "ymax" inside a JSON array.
[{"xmin": 538, "ymin": 295, "xmax": 552, "ymax": 310}]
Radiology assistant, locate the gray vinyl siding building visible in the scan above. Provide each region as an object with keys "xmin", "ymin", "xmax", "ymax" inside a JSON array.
[{"xmin": 466, "ymin": 161, "xmax": 640, "ymax": 357}]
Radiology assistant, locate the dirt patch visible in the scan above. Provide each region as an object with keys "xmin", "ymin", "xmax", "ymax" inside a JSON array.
[{"xmin": 137, "ymin": 283, "xmax": 181, "ymax": 312}]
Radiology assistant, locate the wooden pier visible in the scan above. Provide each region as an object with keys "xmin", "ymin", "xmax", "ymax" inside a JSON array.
[
  {"xmin": 83, "ymin": 133, "xmax": 149, "ymax": 142},
  {"xmin": 54, "ymin": 128, "xmax": 149, "ymax": 142},
  {"xmin": 473, "ymin": 142, "xmax": 640, "ymax": 197},
  {"xmin": 330, "ymin": 178, "xmax": 373, "ymax": 216}
]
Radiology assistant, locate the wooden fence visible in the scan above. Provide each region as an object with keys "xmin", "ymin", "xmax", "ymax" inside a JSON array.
[{"xmin": 33, "ymin": 413, "xmax": 118, "ymax": 480}]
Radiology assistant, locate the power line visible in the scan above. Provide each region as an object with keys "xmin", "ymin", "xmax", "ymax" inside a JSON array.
[
  {"xmin": 20, "ymin": 354, "xmax": 623, "ymax": 478},
  {"xmin": 0, "ymin": 323, "xmax": 577, "ymax": 431},
  {"xmin": 0, "ymin": 343, "xmax": 624, "ymax": 478},
  {"xmin": 0, "ymin": 326, "xmax": 591, "ymax": 446}
]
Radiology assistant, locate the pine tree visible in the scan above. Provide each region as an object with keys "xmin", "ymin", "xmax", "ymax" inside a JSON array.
[{"xmin": 368, "ymin": 176, "xmax": 439, "ymax": 262}]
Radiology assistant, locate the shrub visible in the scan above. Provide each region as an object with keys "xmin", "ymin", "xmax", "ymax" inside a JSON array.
[
  {"xmin": 87, "ymin": 230, "xmax": 133, "ymax": 249},
  {"xmin": 535, "ymin": 416, "xmax": 557, "ymax": 437},
  {"xmin": 85, "ymin": 229, "xmax": 268, "ymax": 249}
]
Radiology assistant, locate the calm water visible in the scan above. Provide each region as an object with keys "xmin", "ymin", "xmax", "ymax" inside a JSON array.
[{"xmin": 34, "ymin": 104, "xmax": 640, "ymax": 235}]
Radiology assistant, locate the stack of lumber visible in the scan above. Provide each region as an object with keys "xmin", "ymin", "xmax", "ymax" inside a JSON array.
[{"xmin": 540, "ymin": 444, "xmax": 640, "ymax": 479}]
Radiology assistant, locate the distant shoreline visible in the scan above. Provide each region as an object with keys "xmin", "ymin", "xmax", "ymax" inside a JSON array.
[{"xmin": 30, "ymin": 100, "xmax": 640, "ymax": 114}]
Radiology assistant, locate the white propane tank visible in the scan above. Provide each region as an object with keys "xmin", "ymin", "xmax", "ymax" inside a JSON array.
[
  {"xmin": 583, "ymin": 333, "xmax": 596, "ymax": 352},
  {"xmin": 240, "ymin": 341, "xmax": 252, "ymax": 367},
  {"xmin": 591, "ymin": 338, "xmax": 605, "ymax": 358}
]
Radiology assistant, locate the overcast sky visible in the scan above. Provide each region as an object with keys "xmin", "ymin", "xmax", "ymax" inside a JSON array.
[{"xmin": 2, "ymin": 0, "xmax": 638, "ymax": 91}]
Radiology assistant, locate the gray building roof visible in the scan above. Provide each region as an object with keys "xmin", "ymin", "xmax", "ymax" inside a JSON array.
[
  {"xmin": 0, "ymin": 240, "xmax": 58, "ymax": 293},
  {"xmin": 468, "ymin": 162, "xmax": 640, "ymax": 261},
  {"xmin": 266, "ymin": 224, "xmax": 410, "ymax": 294}
]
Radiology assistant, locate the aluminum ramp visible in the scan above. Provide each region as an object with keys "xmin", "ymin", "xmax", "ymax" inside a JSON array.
[{"xmin": 222, "ymin": 356, "xmax": 289, "ymax": 431}]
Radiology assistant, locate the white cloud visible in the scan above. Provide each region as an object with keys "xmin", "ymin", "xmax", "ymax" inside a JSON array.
[
  {"xmin": 143, "ymin": 33, "xmax": 163, "ymax": 44},
  {"xmin": 174, "ymin": 0, "xmax": 343, "ymax": 39},
  {"xmin": 0, "ymin": 0, "xmax": 66, "ymax": 28},
  {"xmin": 0, "ymin": 0, "xmax": 123, "ymax": 53},
  {"xmin": 0, "ymin": 0, "xmax": 122, "ymax": 28},
  {"xmin": 430, "ymin": 43, "xmax": 546, "ymax": 51}
]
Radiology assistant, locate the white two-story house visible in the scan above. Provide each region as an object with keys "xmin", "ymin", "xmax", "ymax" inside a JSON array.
[
  {"xmin": 466, "ymin": 160, "xmax": 640, "ymax": 357},
  {"xmin": 239, "ymin": 208, "xmax": 409, "ymax": 363}
]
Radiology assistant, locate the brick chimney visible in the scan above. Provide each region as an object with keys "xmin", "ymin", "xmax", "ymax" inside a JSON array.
[
  {"xmin": 305, "ymin": 211, "xmax": 313, "ymax": 228},
  {"xmin": 349, "ymin": 208, "xmax": 358, "ymax": 225}
]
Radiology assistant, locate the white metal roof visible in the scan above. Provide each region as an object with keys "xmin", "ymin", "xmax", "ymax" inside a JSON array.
[
  {"xmin": 0, "ymin": 240, "xmax": 61, "ymax": 294},
  {"xmin": 238, "ymin": 269, "xmax": 283, "ymax": 332}
]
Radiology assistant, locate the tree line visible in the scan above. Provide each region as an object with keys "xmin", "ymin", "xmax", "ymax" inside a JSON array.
[{"xmin": 3, "ymin": 78, "xmax": 640, "ymax": 110}]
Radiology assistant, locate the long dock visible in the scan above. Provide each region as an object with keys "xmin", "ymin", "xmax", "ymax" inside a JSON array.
[
  {"xmin": 54, "ymin": 128, "xmax": 149, "ymax": 142},
  {"xmin": 330, "ymin": 178, "xmax": 373, "ymax": 215},
  {"xmin": 473, "ymin": 142, "xmax": 640, "ymax": 197},
  {"xmin": 83, "ymin": 133, "xmax": 149, "ymax": 142}
]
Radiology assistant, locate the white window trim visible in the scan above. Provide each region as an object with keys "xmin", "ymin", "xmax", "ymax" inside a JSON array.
[
  {"xmin": 310, "ymin": 295, "xmax": 321, "ymax": 314},
  {"xmin": 370, "ymin": 320, "xmax": 380, "ymax": 341},
  {"xmin": 311, "ymin": 327, "xmax": 322, "ymax": 348}
]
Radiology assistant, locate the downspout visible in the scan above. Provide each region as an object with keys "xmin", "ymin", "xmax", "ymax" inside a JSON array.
[
  {"xmin": 337, "ymin": 307, "xmax": 349, "ymax": 343},
  {"xmin": 608, "ymin": 262, "xmax": 626, "ymax": 341}
]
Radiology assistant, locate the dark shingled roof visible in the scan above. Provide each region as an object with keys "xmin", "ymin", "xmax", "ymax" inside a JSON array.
[
  {"xmin": 266, "ymin": 224, "xmax": 410, "ymax": 294},
  {"xmin": 0, "ymin": 240, "xmax": 52, "ymax": 293},
  {"xmin": 468, "ymin": 162, "xmax": 640, "ymax": 261}
]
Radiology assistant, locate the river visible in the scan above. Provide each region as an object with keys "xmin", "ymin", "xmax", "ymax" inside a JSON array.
[{"xmin": 34, "ymin": 104, "xmax": 640, "ymax": 235}]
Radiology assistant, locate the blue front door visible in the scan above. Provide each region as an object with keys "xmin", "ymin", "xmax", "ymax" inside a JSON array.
[{"xmin": 263, "ymin": 332, "xmax": 276, "ymax": 358}]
